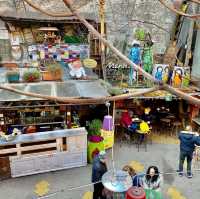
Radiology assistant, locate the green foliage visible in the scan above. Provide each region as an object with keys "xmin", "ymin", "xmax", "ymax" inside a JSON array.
[
  {"xmin": 88, "ymin": 119, "xmax": 102, "ymax": 136},
  {"xmin": 134, "ymin": 28, "xmax": 146, "ymax": 41},
  {"xmin": 64, "ymin": 35, "xmax": 87, "ymax": 44},
  {"xmin": 108, "ymin": 87, "xmax": 123, "ymax": 96},
  {"xmin": 23, "ymin": 69, "xmax": 41, "ymax": 82},
  {"xmin": 46, "ymin": 62, "xmax": 63, "ymax": 76}
]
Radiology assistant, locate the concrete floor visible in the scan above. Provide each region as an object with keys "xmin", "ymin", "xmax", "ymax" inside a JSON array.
[{"xmin": 0, "ymin": 140, "xmax": 199, "ymax": 199}]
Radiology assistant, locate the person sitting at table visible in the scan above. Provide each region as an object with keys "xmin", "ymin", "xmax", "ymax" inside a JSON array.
[
  {"xmin": 120, "ymin": 110, "xmax": 138, "ymax": 133},
  {"xmin": 142, "ymin": 166, "xmax": 162, "ymax": 192},
  {"xmin": 122, "ymin": 165, "xmax": 142, "ymax": 187}
]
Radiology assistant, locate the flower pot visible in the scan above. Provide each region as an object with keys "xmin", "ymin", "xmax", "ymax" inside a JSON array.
[
  {"xmin": 42, "ymin": 71, "xmax": 62, "ymax": 81},
  {"xmin": 87, "ymin": 135, "xmax": 104, "ymax": 163},
  {"xmin": 7, "ymin": 74, "xmax": 20, "ymax": 83}
]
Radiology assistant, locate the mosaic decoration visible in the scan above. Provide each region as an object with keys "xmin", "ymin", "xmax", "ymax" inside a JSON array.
[{"xmin": 27, "ymin": 44, "xmax": 89, "ymax": 63}]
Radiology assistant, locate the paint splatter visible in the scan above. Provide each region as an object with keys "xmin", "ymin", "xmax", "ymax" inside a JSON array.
[
  {"xmin": 34, "ymin": 180, "xmax": 50, "ymax": 197},
  {"xmin": 167, "ymin": 187, "xmax": 187, "ymax": 199},
  {"xmin": 82, "ymin": 191, "xmax": 93, "ymax": 199},
  {"xmin": 129, "ymin": 160, "xmax": 144, "ymax": 172}
]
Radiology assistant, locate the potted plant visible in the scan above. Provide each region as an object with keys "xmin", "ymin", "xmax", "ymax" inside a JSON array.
[
  {"xmin": 87, "ymin": 119, "xmax": 105, "ymax": 163},
  {"xmin": 23, "ymin": 69, "xmax": 41, "ymax": 82},
  {"xmin": 42, "ymin": 63, "xmax": 63, "ymax": 81},
  {"xmin": 6, "ymin": 70, "xmax": 20, "ymax": 83}
]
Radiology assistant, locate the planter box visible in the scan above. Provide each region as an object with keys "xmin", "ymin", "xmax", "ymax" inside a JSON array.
[
  {"xmin": 7, "ymin": 74, "xmax": 20, "ymax": 83},
  {"xmin": 3, "ymin": 63, "xmax": 18, "ymax": 68},
  {"xmin": 101, "ymin": 129, "xmax": 114, "ymax": 149},
  {"xmin": 87, "ymin": 138, "xmax": 105, "ymax": 163},
  {"xmin": 42, "ymin": 71, "xmax": 62, "ymax": 81}
]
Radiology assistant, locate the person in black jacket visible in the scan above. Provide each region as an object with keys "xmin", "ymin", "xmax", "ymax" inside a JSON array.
[
  {"xmin": 178, "ymin": 125, "xmax": 200, "ymax": 178},
  {"xmin": 92, "ymin": 151, "xmax": 108, "ymax": 199}
]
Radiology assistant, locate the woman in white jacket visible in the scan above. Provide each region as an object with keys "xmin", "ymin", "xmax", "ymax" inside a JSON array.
[{"xmin": 142, "ymin": 166, "xmax": 162, "ymax": 192}]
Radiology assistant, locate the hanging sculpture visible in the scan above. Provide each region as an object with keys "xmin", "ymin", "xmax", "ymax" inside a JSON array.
[
  {"xmin": 142, "ymin": 34, "xmax": 154, "ymax": 74},
  {"xmin": 128, "ymin": 40, "xmax": 141, "ymax": 85}
]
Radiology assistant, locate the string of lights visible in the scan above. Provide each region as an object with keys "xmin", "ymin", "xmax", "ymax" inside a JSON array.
[{"xmin": 35, "ymin": 168, "xmax": 200, "ymax": 199}]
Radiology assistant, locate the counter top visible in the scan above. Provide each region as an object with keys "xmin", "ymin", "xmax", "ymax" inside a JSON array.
[
  {"xmin": 193, "ymin": 117, "xmax": 200, "ymax": 126},
  {"xmin": 0, "ymin": 128, "xmax": 87, "ymax": 146}
]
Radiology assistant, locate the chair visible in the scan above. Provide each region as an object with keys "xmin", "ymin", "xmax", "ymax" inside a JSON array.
[
  {"xmin": 119, "ymin": 124, "xmax": 133, "ymax": 146},
  {"xmin": 193, "ymin": 146, "xmax": 200, "ymax": 169},
  {"xmin": 135, "ymin": 130, "xmax": 150, "ymax": 152},
  {"xmin": 172, "ymin": 121, "xmax": 182, "ymax": 136}
]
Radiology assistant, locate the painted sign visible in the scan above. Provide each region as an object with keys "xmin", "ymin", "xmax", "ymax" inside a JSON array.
[{"xmin": 83, "ymin": 58, "xmax": 97, "ymax": 68}]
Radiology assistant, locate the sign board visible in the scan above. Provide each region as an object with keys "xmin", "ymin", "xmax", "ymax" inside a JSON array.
[{"xmin": 83, "ymin": 58, "xmax": 97, "ymax": 68}]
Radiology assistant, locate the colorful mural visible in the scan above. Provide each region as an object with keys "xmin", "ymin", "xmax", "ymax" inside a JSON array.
[{"xmin": 153, "ymin": 64, "xmax": 190, "ymax": 87}]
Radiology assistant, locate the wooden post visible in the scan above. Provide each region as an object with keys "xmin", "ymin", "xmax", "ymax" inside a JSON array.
[
  {"xmin": 99, "ymin": 0, "xmax": 106, "ymax": 80},
  {"xmin": 184, "ymin": 3, "xmax": 197, "ymax": 67},
  {"xmin": 56, "ymin": 138, "xmax": 63, "ymax": 151},
  {"xmin": 16, "ymin": 144, "xmax": 21, "ymax": 156}
]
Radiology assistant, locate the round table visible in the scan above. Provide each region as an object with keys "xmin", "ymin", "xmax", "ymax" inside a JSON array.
[{"xmin": 102, "ymin": 170, "xmax": 132, "ymax": 198}]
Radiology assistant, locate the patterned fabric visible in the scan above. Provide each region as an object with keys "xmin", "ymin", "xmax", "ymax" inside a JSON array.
[
  {"xmin": 142, "ymin": 46, "xmax": 153, "ymax": 73},
  {"xmin": 113, "ymin": 192, "xmax": 126, "ymax": 199}
]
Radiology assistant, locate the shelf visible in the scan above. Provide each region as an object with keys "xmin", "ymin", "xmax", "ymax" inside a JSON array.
[{"xmin": 11, "ymin": 122, "xmax": 64, "ymax": 127}]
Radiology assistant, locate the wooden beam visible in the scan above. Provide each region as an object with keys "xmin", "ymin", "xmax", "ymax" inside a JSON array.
[
  {"xmin": 158, "ymin": 0, "xmax": 200, "ymax": 19},
  {"xmin": 23, "ymin": 0, "xmax": 74, "ymax": 17}
]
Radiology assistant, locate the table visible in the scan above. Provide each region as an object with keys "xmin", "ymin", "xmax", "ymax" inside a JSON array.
[
  {"xmin": 160, "ymin": 118, "xmax": 171, "ymax": 124},
  {"xmin": 193, "ymin": 117, "xmax": 200, "ymax": 126},
  {"xmin": 166, "ymin": 115, "xmax": 176, "ymax": 120},
  {"xmin": 102, "ymin": 170, "xmax": 132, "ymax": 199},
  {"xmin": 193, "ymin": 118, "xmax": 200, "ymax": 132},
  {"xmin": 145, "ymin": 189, "xmax": 163, "ymax": 199}
]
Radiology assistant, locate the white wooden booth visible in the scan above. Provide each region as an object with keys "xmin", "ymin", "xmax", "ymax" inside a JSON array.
[{"xmin": 0, "ymin": 128, "xmax": 87, "ymax": 178}]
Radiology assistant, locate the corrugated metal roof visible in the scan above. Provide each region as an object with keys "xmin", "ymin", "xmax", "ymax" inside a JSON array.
[{"xmin": 0, "ymin": 80, "xmax": 110, "ymax": 102}]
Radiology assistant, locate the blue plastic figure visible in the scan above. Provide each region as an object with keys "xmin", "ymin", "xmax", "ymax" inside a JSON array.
[{"xmin": 128, "ymin": 40, "xmax": 141, "ymax": 85}]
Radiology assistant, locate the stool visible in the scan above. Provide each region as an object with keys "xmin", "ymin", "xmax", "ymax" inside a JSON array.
[{"xmin": 126, "ymin": 187, "xmax": 146, "ymax": 199}]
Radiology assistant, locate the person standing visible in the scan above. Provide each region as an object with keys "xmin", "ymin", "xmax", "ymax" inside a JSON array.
[
  {"xmin": 178, "ymin": 125, "xmax": 200, "ymax": 178},
  {"xmin": 92, "ymin": 151, "xmax": 108, "ymax": 199}
]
